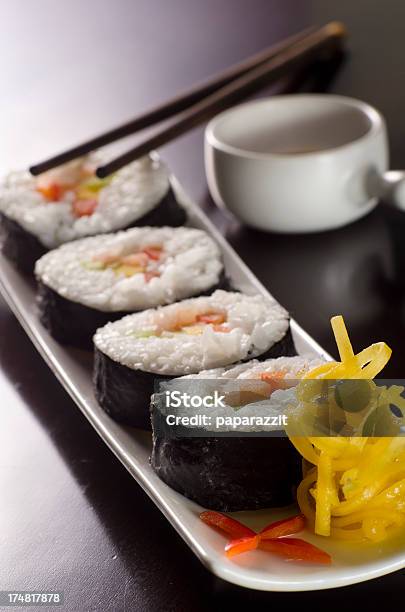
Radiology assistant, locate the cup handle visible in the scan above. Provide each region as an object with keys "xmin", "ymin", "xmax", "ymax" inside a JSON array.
[{"xmin": 367, "ymin": 169, "xmax": 405, "ymax": 210}]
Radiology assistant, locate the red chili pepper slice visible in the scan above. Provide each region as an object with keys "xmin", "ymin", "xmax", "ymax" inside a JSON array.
[
  {"xmin": 225, "ymin": 535, "xmax": 259, "ymax": 558},
  {"xmin": 212, "ymin": 324, "xmax": 231, "ymax": 333},
  {"xmin": 260, "ymin": 514, "xmax": 305, "ymax": 539},
  {"xmin": 200, "ymin": 511, "xmax": 255, "ymax": 539},
  {"xmin": 72, "ymin": 198, "xmax": 98, "ymax": 217},
  {"xmin": 199, "ymin": 511, "xmax": 332, "ymax": 565},
  {"xmin": 259, "ymin": 538, "xmax": 331, "ymax": 565}
]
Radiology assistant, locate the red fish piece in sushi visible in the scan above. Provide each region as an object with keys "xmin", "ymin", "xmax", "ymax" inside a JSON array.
[
  {"xmin": 145, "ymin": 308, "xmax": 229, "ymax": 335},
  {"xmin": 121, "ymin": 252, "xmax": 150, "ymax": 267},
  {"xmin": 143, "ymin": 246, "xmax": 162, "ymax": 260},
  {"xmin": 73, "ymin": 199, "xmax": 98, "ymax": 217},
  {"xmin": 36, "ymin": 182, "xmax": 64, "ymax": 202},
  {"xmin": 260, "ymin": 370, "xmax": 289, "ymax": 394},
  {"xmin": 212, "ymin": 323, "xmax": 230, "ymax": 333},
  {"xmin": 197, "ymin": 312, "xmax": 226, "ymax": 325}
]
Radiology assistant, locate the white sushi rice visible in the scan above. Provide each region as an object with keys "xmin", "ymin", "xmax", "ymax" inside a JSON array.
[
  {"xmin": 0, "ymin": 153, "xmax": 170, "ymax": 249},
  {"xmin": 161, "ymin": 354, "xmax": 324, "ymax": 432},
  {"xmin": 94, "ymin": 290, "xmax": 290, "ymax": 375},
  {"xmin": 182, "ymin": 354, "xmax": 323, "ymax": 380},
  {"xmin": 35, "ymin": 227, "xmax": 223, "ymax": 311}
]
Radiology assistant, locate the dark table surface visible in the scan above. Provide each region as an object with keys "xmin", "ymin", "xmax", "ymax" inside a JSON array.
[{"xmin": 2, "ymin": 1, "xmax": 405, "ymax": 610}]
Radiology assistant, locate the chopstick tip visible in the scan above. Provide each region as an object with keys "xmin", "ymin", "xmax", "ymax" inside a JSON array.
[
  {"xmin": 29, "ymin": 164, "xmax": 41, "ymax": 177},
  {"xmin": 326, "ymin": 21, "xmax": 348, "ymax": 39},
  {"xmin": 95, "ymin": 165, "xmax": 108, "ymax": 179}
]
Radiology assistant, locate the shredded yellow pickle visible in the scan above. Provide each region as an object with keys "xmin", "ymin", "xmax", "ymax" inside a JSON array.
[{"xmin": 288, "ymin": 316, "xmax": 405, "ymax": 542}]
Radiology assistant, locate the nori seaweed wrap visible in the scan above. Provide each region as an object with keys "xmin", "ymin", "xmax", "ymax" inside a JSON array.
[
  {"xmin": 150, "ymin": 432, "xmax": 301, "ymax": 512},
  {"xmin": 149, "ymin": 354, "xmax": 323, "ymax": 510}
]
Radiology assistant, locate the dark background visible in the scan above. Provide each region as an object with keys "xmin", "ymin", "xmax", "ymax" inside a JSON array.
[{"xmin": 1, "ymin": 1, "xmax": 405, "ymax": 610}]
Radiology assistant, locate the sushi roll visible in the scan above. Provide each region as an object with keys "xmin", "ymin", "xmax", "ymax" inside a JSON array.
[
  {"xmin": 150, "ymin": 354, "xmax": 323, "ymax": 511},
  {"xmin": 35, "ymin": 226, "xmax": 225, "ymax": 349},
  {"xmin": 93, "ymin": 290, "xmax": 295, "ymax": 429},
  {"xmin": 0, "ymin": 153, "xmax": 186, "ymax": 274}
]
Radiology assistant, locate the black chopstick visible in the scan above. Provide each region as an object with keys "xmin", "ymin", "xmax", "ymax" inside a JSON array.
[
  {"xmin": 29, "ymin": 26, "xmax": 317, "ymax": 176},
  {"xmin": 96, "ymin": 22, "xmax": 346, "ymax": 178}
]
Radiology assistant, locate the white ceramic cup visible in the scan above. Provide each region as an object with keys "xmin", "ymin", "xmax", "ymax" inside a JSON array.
[{"xmin": 205, "ymin": 94, "xmax": 405, "ymax": 233}]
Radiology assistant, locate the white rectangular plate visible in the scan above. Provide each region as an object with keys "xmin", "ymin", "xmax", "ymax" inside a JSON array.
[{"xmin": 1, "ymin": 177, "xmax": 404, "ymax": 592}]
